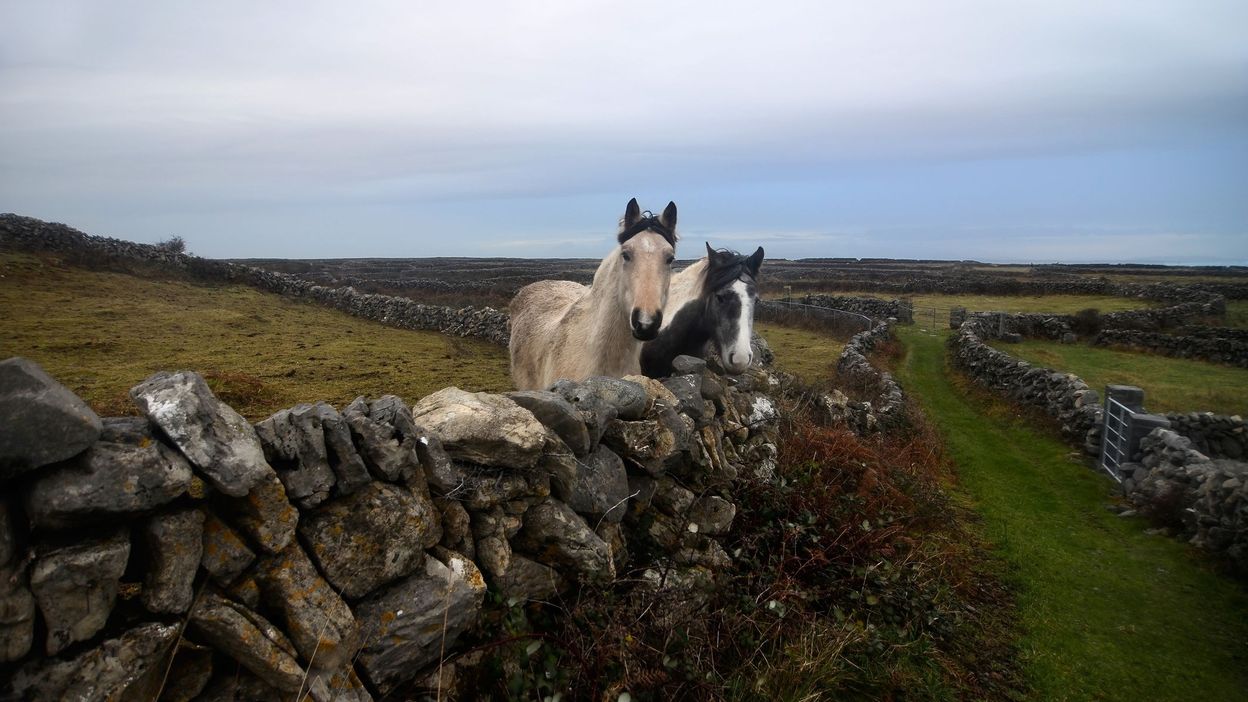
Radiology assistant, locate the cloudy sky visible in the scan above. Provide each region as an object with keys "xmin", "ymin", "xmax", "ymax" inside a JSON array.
[{"xmin": 2, "ymin": 1, "xmax": 1245, "ymax": 263}]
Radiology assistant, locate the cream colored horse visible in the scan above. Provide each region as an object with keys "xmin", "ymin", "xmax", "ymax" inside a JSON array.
[{"xmin": 509, "ymin": 198, "xmax": 678, "ymax": 390}]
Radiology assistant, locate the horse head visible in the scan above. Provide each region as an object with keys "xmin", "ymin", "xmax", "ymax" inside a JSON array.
[
  {"xmin": 702, "ymin": 242, "xmax": 765, "ymax": 373},
  {"xmin": 616, "ymin": 198, "xmax": 678, "ymax": 340}
]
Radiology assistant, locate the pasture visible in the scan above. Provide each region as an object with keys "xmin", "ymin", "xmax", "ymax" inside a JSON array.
[
  {"xmin": 0, "ymin": 252, "xmax": 510, "ymax": 420},
  {"xmin": 898, "ymin": 327, "xmax": 1248, "ymax": 701},
  {"xmin": 754, "ymin": 321, "xmax": 845, "ymax": 384},
  {"xmin": 990, "ymin": 338, "xmax": 1248, "ymax": 416}
]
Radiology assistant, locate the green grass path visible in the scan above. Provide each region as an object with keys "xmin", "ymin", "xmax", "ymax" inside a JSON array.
[{"xmin": 895, "ymin": 327, "xmax": 1248, "ymax": 701}]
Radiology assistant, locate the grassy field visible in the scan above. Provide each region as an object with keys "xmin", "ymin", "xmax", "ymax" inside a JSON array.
[
  {"xmin": 896, "ymin": 327, "xmax": 1248, "ymax": 701},
  {"xmin": 754, "ymin": 321, "xmax": 844, "ymax": 384},
  {"xmin": 0, "ymin": 252, "xmax": 511, "ymax": 420},
  {"xmin": 837, "ymin": 291, "xmax": 1153, "ymax": 315},
  {"xmin": 988, "ymin": 338, "xmax": 1248, "ymax": 416}
]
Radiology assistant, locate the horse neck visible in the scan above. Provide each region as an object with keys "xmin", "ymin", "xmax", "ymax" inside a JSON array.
[{"xmin": 577, "ymin": 250, "xmax": 637, "ymax": 361}]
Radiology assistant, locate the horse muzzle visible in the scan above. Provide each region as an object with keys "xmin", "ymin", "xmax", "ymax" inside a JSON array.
[{"xmin": 631, "ymin": 309, "xmax": 662, "ymax": 340}]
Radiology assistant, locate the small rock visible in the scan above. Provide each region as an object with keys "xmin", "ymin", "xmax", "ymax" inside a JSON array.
[
  {"xmin": 411, "ymin": 388, "xmax": 547, "ymax": 469},
  {"xmin": 152, "ymin": 641, "xmax": 215, "ymax": 702},
  {"xmin": 353, "ymin": 549, "xmax": 486, "ymax": 696},
  {"xmin": 299, "ymin": 482, "xmax": 441, "ymax": 599},
  {"xmin": 671, "ymin": 355, "xmax": 707, "ymax": 376},
  {"xmin": 0, "ymin": 562, "xmax": 35, "ymax": 662},
  {"xmin": 550, "ymin": 379, "xmax": 619, "ymax": 446},
  {"xmin": 310, "ymin": 402, "xmax": 372, "ymax": 495},
  {"xmin": 0, "ymin": 356, "xmax": 102, "ymax": 480},
  {"xmin": 343, "ymin": 396, "xmax": 419, "ymax": 483},
  {"xmin": 25, "ymin": 418, "xmax": 193, "ymax": 529},
  {"xmin": 200, "ymin": 511, "xmax": 255, "ymax": 585},
  {"xmin": 661, "ymin": 375, "xmax": 704, "ymax": 420},
  {"xmin": 130, "ymin": 371, "xmax": 271, "ymax": 497},
  {"xmin": 603, "ymin": 418, "xmax": 678, "ymax": 477},
  {"xmin": 563, "ymin": 445, "xmax": 631, "ymax": 524},
  {"xmin": 688, "ymin": 495, "xmax": 736, "ymax": 535},
  {"xmin": 142, "ymin": 508, "xmax": 205, "ymax": 614},
  {"xmin": 513, "ymin": 498, "xmax": 614, "ymax": 582},
  {"xmin": 217, "ymin": 470, "xmax": 298, "ymax": 554},
  {"xmin": 493, "ymin": 554, "xmax": 562, "ymax": 601},
  {"xmin": 254, "ymin": 404, "xmax": 338, "ymax": 509},
  {"xmin": 30, "ymin": 528, "xmax": 130, "ymax": 654},
  {"xmin": 580, "ymin": 376, "xmax": 648, "ymax": 420}
]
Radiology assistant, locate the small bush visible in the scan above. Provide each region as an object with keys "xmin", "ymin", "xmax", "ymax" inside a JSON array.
[
  {"xmin": 1071, "ymin": 308, "xmax": 1102, "ymax": 337},
  {"xmin": 155, "ymin": 235, "xmax": 187, "ymax": 255}
]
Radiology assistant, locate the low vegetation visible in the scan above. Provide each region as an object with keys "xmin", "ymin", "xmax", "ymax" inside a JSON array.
[
  {"xmin": 464, "ymin": 390, "xmax": 1023, "ymax": 700},
  {"xmin": 0, "ymin": 252, "xmax": 511, "ymax": 420},
  {"xmin": 988, "ymin": 337, "xmax": 1248, "ymax": 416},
  {"xmin": 897, "ymin": 327, "xmax": 1248, "ymax": 700},
  {"xmin": 1227, "ymin": 300, "xmax": 1248, "ymax": 329}
]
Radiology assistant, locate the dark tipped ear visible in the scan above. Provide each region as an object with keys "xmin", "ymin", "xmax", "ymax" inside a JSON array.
[
  {"xmin": 623, "ymin": 198, "xmax": 642, "ymax": 228},
  {"xmin": 705, "ymin": 241, "xmax": 715, "ymax": 261},
  {"xmin": 660, "ymin": 201, "xmax": 677, "ymax": 231},
  {"xmin": 745, "ymin": 246, "xmax": 765, "ymax": 276}
]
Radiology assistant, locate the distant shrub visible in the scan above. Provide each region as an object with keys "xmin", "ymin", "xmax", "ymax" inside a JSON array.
[
  {"xmin": 155, "ymin": 235, "xmax": 187, "ymax": 255},
  {"xmin": 1072, "ymin": 308, "xmax": 1102, "ymax": 337}
]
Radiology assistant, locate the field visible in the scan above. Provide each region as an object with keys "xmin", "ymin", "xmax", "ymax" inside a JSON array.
[
  {"xmin": 0, "ymin": 252, "xmax": 510, "ymax": 420},
  {"xmin": 898, "ymin": 328, "xmax": 1248, "ymax": 700},
  {"xmin": 1228, "ymin": 300, "xmax": 1248, "ymax": 329},
  {"xmin": 774, "ymin": 290, "xmax": 1156, "ymax": 315},
  {"xmin": 989, "ymin": 338, "xmax": 1248, "ymax": 416},
  {"xmin": 754, "ymin": 321, "xmax": 844, "ymax": 384}
]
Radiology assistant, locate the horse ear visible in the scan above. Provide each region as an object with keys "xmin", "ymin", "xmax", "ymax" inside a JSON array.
[
  {"xmin": 660, "ymin": 201, "xmax": 677, "ymax": 232},
  {"xmin": 623, "ymin": 198, "xmax": 642, "ymax": 229},
  {"xmin": 705, "ymin": 241, "xmax": 715, "ymax": 261},
  {"xmin": 745, "ymin": 246, "xmax": 765, "ymax": 276}
]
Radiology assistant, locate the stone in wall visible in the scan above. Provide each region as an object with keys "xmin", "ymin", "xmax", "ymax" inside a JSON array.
[
  {"xmin": 130, "ymin": 370, "xmax": 272, "ymax": 497},
  {"xmin": 0, "ymin": 356, "xmax": 102, "ymax": 481},
  {"xmin": 25, "ymin": 417, "xmax": 193, "ymax": 529},
  {"xmin": 30, "ymin": 528, "xmax": 130, "ymax": 655}
]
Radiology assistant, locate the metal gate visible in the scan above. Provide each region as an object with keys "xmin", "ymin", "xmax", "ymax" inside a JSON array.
[{"xmin": 1099, "ymin": 397, "xmax": 1132, "ymax": 482}]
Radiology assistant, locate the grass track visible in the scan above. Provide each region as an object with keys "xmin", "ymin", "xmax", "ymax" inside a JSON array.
[
  {"xmin": 989, "ymin": 338, "xmax": 1248, "ymax": 416},
  {"xmin": 895, "ymin": 327, "xmax": 1248, "ymax": 701},
  {"xmin": 0, "ymin": 252, "xmax": 511, "ymax": 419}
]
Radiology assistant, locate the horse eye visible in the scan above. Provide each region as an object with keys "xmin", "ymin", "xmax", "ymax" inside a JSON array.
[
  {"xmin": 622, "ymin": 251, "xmax": 632, "ymax": 262},
  {"xmin": 665, "ymin": 256, "xmax": 674, "ymax": 265}
]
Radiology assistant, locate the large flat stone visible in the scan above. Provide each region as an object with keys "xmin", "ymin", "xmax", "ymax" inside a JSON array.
[
  {"xmin": 352, "ymin": 549, "xmax": 486, "ymax": 696},
  {"xmin": 254, "ymin": 542, "xmax": 361, "ymax": 671},
  {"xmin": 130, "ymin": 371, "xmax": 271, "ymax": 496},
  {"xmin": 30, "ymin": 529, "xmax": 130, "ymax": 655},
  {"xmin": 299, "ymin": 482, "xmax": 441, "ymax": 599},
  {"xmin": 142, "ymin": 508, "xmax": 205, "ymax": 614},
  {"xmin": 190, "ymin": 592, "xmax": 305, "ymax": 693},
  {"xmin": 504, "ymin": 390, "xmax": 592, "ymax": 456},
  {"xmin": 25, "ymin": 417, "xmax": 192, "ymax": 529},
  {"xmin": 411, "ymin": 388, "xmax": 547, "ymax": 469},
  {"xmin": 0, "ymin": 356, "xmax": 102, "ymax": 480},
  {"xmin": 1, "ymin": 622, "xmax": 178, "ymax": 702}
]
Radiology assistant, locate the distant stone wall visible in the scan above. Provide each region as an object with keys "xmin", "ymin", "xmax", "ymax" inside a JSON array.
[
  {"xmin": 948, "ymin": 315, "xmax": 1103, "ymax": 453},
  {"xmin": 782, "ymin": 274, "xmax": 1246, "ymax": 301},
  {"xmin": 0, "ymin": 214, "xmax": 512, "ymax": 346},
  {"xmin": 1122, "ymin": 428, "xmax": 1248, "ymax": 573},
  {"xmin": 799, "ymin": 294, "xmax": 914, "ymax": 324},
  {"xmin": 823, "ymin": 321, "xmax": 906, "ymax": 433},
  {"xmin": 1093, "ymin": 329, "xmax": 1248, "ymax": 369},
  {"xmin": 1098, "ymin": 298, "xmax": 1226, "ymax": 331},
  {"xmin": 0, "ymin": 354, "xmax": 780, "ymax": 699}
]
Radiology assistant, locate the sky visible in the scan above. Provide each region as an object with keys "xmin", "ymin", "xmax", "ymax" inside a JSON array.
[{"xmin": 1, "ymin": 1, "xmax": 1246, "ymax": 263}]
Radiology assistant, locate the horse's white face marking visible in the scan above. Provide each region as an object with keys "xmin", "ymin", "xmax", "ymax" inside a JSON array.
[{"xmin": 720, "ymin": 279, "xmax": 755, "ymax": 373}]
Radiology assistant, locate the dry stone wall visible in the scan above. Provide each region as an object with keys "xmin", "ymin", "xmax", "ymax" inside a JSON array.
[
  {"xmin": 1093, "ymin": 329, "xmax": 1248, "ymax": 369},
  {"xmin": 1121, "ymin": 427, "xmax": 1248, "ymax": 573},
  {"xmin": 0, "ymin": 214, "xmax": 511, "ymax": 346},
  {"xmin": 799, "ymin": 294, "xmax": 914, "ymax": 324},
  {"xmin": 948, "ymin": 315, "xmax": 1103, "ymax": 453},
  {"xmin": 819, "ymin": 321, "xmax": 906, "ymax": 433},
  {"xmin": 0, "ymin": 354, "xmax": 781, "ymax": 700}
]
